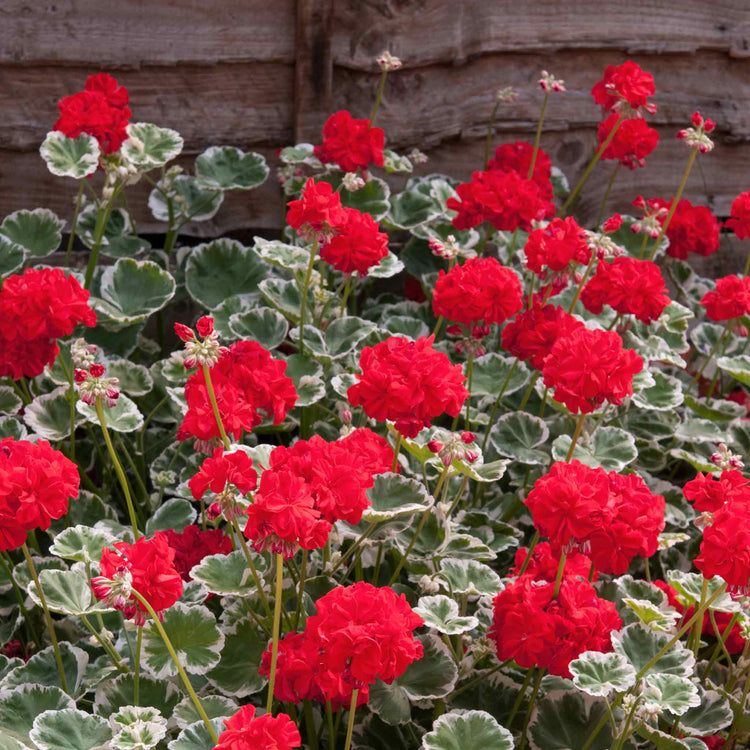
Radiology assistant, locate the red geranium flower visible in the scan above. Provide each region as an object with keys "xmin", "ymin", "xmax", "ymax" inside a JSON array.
[
  {"xmin": 580, "ymin": 256, "xmax": 670, "ymax": 324},
  {"xmin": 700, "ymin": 275, "xmax": 750, "ymax": 322},
  {"xmin": 163, "ymin": 525, "xmax": 232, "ymax": 581},
  {"xmin": 510, "ymin": 541, "xmax": 596, "ymax": 582},
  {"xmin": 287, "ymin": 178, "xmax": 348, "ymax": 239},
  {"xmin": 487, "ymin": 140, "xmax": 554, "ymax": 199},
  {"xmin": 501, "ymin": 304, "xmax": 585, "ymax": 371},
  {"xmin": 597, "ymin": 113, "xmax": 659, "ymax": 169},
  {"xmin": 319, "ymin": 207, "xmax": 389, "ymax": 276},
  {"xmin": 336, "ymin": 428, "xmax": 395, "ymax": 476},
  {"xmin": 651, "ymin": 198, "xmax": 720, "ymax": 260},
  {"xmin": 347, "ymin": 335, "xmax": 469, "ymax": 438},
  {"xmin": 188, "ymin": 448, "xmax": 258, "ymax": 501},
  {"xmin": 542, "ymin": 327, "xmax": 643, "ymax": 414},
  {"xmin": 447, "ymin": 169, "xmax": 555, "ymax": 232},
  {"xmin": 313, "ymin": 110, "xmax": 385, "ymax": 173},
  {"xmin": 591, "ymin": 61, "xmax": 656, "ymax": 114},
  {"xmin": 0, "ymin": 438, "xmax": 79, "ymax": 552},
  {"xmin": 726, "ymin": 190, "xmax": 750, "ymax": 240},
  {"xmin": 683, "ymin": 470, "xmax": 750, "ymax": 514},
  {"xmin": 92, "ymin": 533, "xmax": 183, "ymax": 625},
  {"xmin": 432, "ymin": 257, "xmax": 523, "ymax": 327},
  {"xmin": 215, "ymin": 704, "xmax": 301, "ymax": 750},
  {"xmin": 524, "ymin": 217, "xmax": 591, "ymax": 276}
]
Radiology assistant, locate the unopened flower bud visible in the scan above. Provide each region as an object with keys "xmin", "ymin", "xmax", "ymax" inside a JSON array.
[
  {"xmin": 427, "ymin": 440, "xmax": 444, "ymax": 454},
  {"xmin": 342, "ymin": 172, "xmax": 366, "ymax": 191},
  {"xmin": 407, "ymin": 148, "xmax": 428, "ymax": 164},
  {"xmin": 461, "ymin": 431, "xmax": 475, "ymax": 444},
  {"xmin": 539, "ymin": 70, "xmax": 566, "ymax": 93},
  {"xmin": 341, "ymin": 409, "xmax": 352, "ymax": 424},
  {"xmin": 496, "ymin": 86, "xmax": 519, "ymax": 103},
  {"xmin": 377, "ymin": 50, "xmax": 403, "ymax": 72},
  {"xmin": 71, "ymin": 338, "xmax": 97, "ymax": 368}
]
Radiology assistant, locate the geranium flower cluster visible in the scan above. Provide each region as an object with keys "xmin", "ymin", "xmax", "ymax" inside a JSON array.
[
  {"xmin": 189, "ymin": 447, "xmax": 258, "ymax": 521},
  {"xmin": 700, "ymin": 275, "xmax": 750, "ymax": 322},
  {"xmin": 525, "ymin": 460, "xmax": 666, "ymax": 575},
  {"xmin": 0, "ymin": 267, "xmax": 97, "ymax": 380},
  {"xmin": 524, "ymin": 216, "xmax": 591, "ymax": 279},
  {"xmin": 597, "ymin": 114, "xmax": 659, "ymax": 169},
  {"xmin": 313, "ymin": 110, "xmax": 385, "ymax": 174},
  {"xmin": 214, "ymin": 705, "xmax": 301, "ymax": 750},
  {"xmin": 259, "ymin": 583, "xmax": 424, "ymax": 706},
  {"xmin": 0, "ymin": 438, "xmax": 79, "ymax": 552},
  {"xmin": 651, "ymin": 197, "xmax": 720, "ymax": 260},
  {"xmin": 487, "ymin": 140, "xmax": 554, "ymax": 200},
  {"xmin": 163, "ymin": 525, "xmax": 232, "ymax": 582},
  {"xmin": 347, "ymin": 335, "xmax": 468, "ymax": 438}
]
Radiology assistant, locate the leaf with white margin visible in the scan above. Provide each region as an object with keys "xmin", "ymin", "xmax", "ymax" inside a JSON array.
[
  {"xmin": 195, "ymin": 146, "xmax": 269, "ymax": 191},
  {"xmin": 658, "ymin": 532, "xmax": 691, "ymax": 550},
  {"xmin": 716, "ymin": 354, "xmax": 750, "ymax": 386},
  {"xmin": 414, "ymin": 595, "xmax": 479, "ymax": 635},
  {"xmin": 569, "ymin": 651, "xmax": 637, "ymax": 697},
  {"xmin": 679, "ymin": 687, "xmax": 733, "ymax": 734},
  {"xmin": 438, "ymin": 559, "xmax": 502, "ymax": 596},
  {"xmin": 642, "ymin": 673, "xmax": 701, "ymax": 716},
  {"xmin": 253, "ymin": 237, "xmax": 311, "ymax": 270},
  {"xmin": 145, "ymin": 498, "xmax": 196, "ymax": 535},
  {"xmin": 552, "ymin": 426, "xmax": 637, "ymax": 472},
  {"xmin": 635, "ymin": 724, "xmax": 694, "ymax": 749},
  {"xmin": 121, "ymin": 123, "xmax": 183, "ymax": 169},
  {"xmin": 3, "ymin": 643, "xmax": 89, "ymax": 697},
  {"xmin": 470, "ymin": 353, "xmax": 529, "ymax": 397},
  {"xmin": 12, "ymin": 555, "xmax": 67, "ymax": 590},
  {"xmin": 142, "ymin": 602, "xmax": 224, "ymax": 678},
  {"xmin": 0, "ymin": 387, "xmax": 21, "ymax": 416},
  {"xmin": 0, "ymin": 235, "xmax": 25, "ymax": 278},
  {"xmin": 112, "ymin": 705, "xmax": 167, "ymax": 729},
  {"xmin": 111, "ymin": 706, "xmax": 168, "ymax": 750},
  {"xmin": 491, "ymin": 411, "xmax": 549, "ymax": 465},
  {"xmin": 666, "ymin": 571, "xmax": 740, "ymax": 613},
  {"xmin": 330, "ymin": 373, "xmax": 359, "ymax": 398},
  {"xmin": 105, "ymin": 358, "xmax": 153, "ymax": 397},
  {"xmin": 40, "ymin": 131, "xmax": 99, "ymax": 178},
  {"xmin": 623, "ymin": 598, "xmax": 680, "ymax": 632},
  {"xmin": 190, "ymin": 550, "xmax": 259, "ymax": 598},
  {"xmin": 669, "ymin": 448, "xmax": 717, "ymax": 473},
  {"xmin": 675, "ymin": 418, "xmax": 727, "ymax": 444},
  {"xmin": 93, "ymin": 258, "xmax": 176, "ymax": 325},
  {"xmin": 528, "ymin": 690, "xmax": 613, "ymax": 750},
  {"xmin": 228, "ymin": 307, "xmax": 289, "ymax": 350},
  {"xmin": 611, "ymin": 623, "xmax": 695, "ymax": 677},
  {"xmin": 364, "ymin": 251, "xmax": 405, "ymax": 279},
  {"xmin": 450, "ymin": 457, "xmax": 508, "ymax": 483},
  {"xmin": 278, "ymin": 142, "xmax": 322, "ymax": 167},
  {"xmin": 148, "ymin": 175, "xmax": 223, "ymax": 224},
  {"xmin": 167, "ymin": 718, "xmax": 228, "ymax": 750},
  {"xmin": 173, "ymin": 694, "xmax": 236, "ymax": 730},
  {"xmin": 205, "ymin": 618, "xmax": 267, "ymax": 698},
  {"xmin": 0, "ymin": 684, "xmax": 74, "ymax": 744},
  {"xmin": 26, "ymin": 568, "xmax": 109, "ymax": 616},
  {"xmin": 422, "ymin": 710, "xmax": 514, "ymax": 750},
  {"xmin": 632, "ymin": 371, "xmax": 684, "ymax": 411},
  {"xmin": 77, "ymin": 393, "xmax": 144, "ymax": 432},
  {"xmin": 24, "ymin": 386, "xmax": 85, "ymax": 441},
  {"xmin": 93, "ymin": 674, "xmax": 180, "ymax": 718},
  {"xmin": 284, "ymin": 354, "xmax": 324, "ymax": 407},
  {"xmin": 0, "ymin": 208, "xmax": 63, "ymax": 257},
  {"xmin": 361, "ymin": 473, "xmax": 433, "ymax": 522},
  {"xmin": 30, "ymin": 709, "xmax": 112, "ymax": 750},
  {"xmin": 185, "ymin": 239, "xmax": 266, "ymax": 310}
]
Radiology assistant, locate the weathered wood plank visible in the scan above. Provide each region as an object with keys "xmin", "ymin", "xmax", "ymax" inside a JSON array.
[
  {"xmin": 0, "ymin": 1, "xmax": 295, "ymax": 65},
  {"xmin": 332, "ymin": 0, "xmax": 750, "ymax": 69},
  {"xmin": 0, "ymin": 64, "xmax": 294, "ymax": 151}
]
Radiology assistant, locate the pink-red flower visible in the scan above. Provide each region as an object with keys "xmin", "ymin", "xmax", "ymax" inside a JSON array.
[
  {"xmin": 188, "ymin": 448, "xmax": 258, "ymax": 502},
  {"xmin": 347, "ymin": 335, "xmax": 468, "ymax": 438},
  {"xmin": 597, "ymin": 113, "xmax": 659, "ymax": 169},
  {"xmin": 700, "ymin": 275, "xmax": 750, "ymax": 322},
  {"xmin": 510, "ymin": 541, "xmax": 596, "ymax": 582},
  {"xmin": 726, "ymin": 190, "xmax": 750, "ymax": 240},
  {"xmin": 524, "ymin": 217, "xmax": 591, "ymax": 276},
  {"xmin": 163, "ymin": 525, "xmax": 232, "ymax": 582},
  {"xmin": 287, "ymin": 178, "xmax": 348, "ymax": 239},
  {"xmin": 214, "ymin": 704, "xmax": 301, "ymax": 750},
  {"xmin": 487, "ymin": 140, "xmax": 553, "ymax": 199},
  {"xmin": 683, "ymin": 470, "xmax": 750, "ymax": 514},
  {"xmin": 651, "ymin": 198, "xmax": 720, "ymax": 260},
  {"xmin": 313, "ymin": 110, "xmax": 385, "ymax": 173},
  {"xmin": 319, "ymin": 207, "xmax": 388, "ymax": 276},
  {"xmin": 591, "ymin": 61, "xmax": 656, "ymax": 114},
  {"xmin": 336, "ymin": 428, "xmax": 394, "ymax": 476},
  {"xmin": 432, "ymin": 257, "xmax": 523, "ymax": 327}
]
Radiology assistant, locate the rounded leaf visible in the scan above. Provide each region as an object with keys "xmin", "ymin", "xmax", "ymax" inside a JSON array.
[
  {"xmin": 77, "ymin": 393, "xmax": 144, "ymax": 433},
  {"xmin": 569, "ymin": 651, "xmax": 637, "ymax": 697},
  {"xmin": 122, "ymin": 122, "xmax": 183, "ymax": 169},
  {"xmin": 362, "ymin": 473, "xmax": 434, "ymax": 522},
  {"xmin": 414, "ymin": 595, "xmax": 478, "ymax": 635},
  {"xmin": 40, "ymin": 131, "xmax": 99, "ymax": 178},
  {"xmin": 422, "ymin": 710, "xmax": 514, "ymax": 750},
  {"xmin": 642, "ymin": 673, "xmax": 701, "ymax": 716},
  {"xmin": 49, "ymin": 525, "xmax": 114, "ymax": 565},
  {"xmin": 30, "ymin": 709, "xmax": 112, "ymax": 750},
  {"xmin": 24, "ymin": 386, "xmax": 84, "ymax": 441},
  {"xmin": 0, "ymin": 235, "xmax": 26, "ymax": 278},
  {"xmin": 167, "ymin": 718, "xmax": 227, "ymax": 750},
  {"xmin": 27, "ymin": 568, "xmax": 108, "ymax": 616},
  {"xmin": 4, "ymin": 642, "xmax": 89, "ymax": 697},
  {"xmin": 0, "ymin": 208, "xmax": 64, "ymax": 257},
  {"xmin": 205, "ymin": 618, "xmax": 267, "ymax": 698},
  {"xmin": 228, "ymin": 307, "xmax": 289, "ymax": 350},
  {"xmin": 190, "ymin": 550, "xmax": 261, "ymax": 598},
  {"xmin": 148, "ymin": 175, "xmax": 223, "ymax": 224},
  {"xmin": 438, "ymin": 559, "xmax": 503, "ymax": 596},
  {"xmin": 552, "ymin": 426, "xmax": 637, "ymax": 472},
  {"xmin": 195, "ymin": 146, "xmax": 269, "ymax": 190},
  {"xmin": 491, "ymin": 412, "xmax": 549, "ymax": 465},
  {"xmin": 0, "ymin": 684, "xmax": 74, "ymax": 743},
  {"xmin": 0, "ymin": 387, "xmax": 22, "ymax": 417},
  {"xmin": 471, "ymin": 353, "xmax": 529, "ymax": 397},
  {"xmin": 145, "ymin": 498, "xmax": 196, "ymax": 535}
]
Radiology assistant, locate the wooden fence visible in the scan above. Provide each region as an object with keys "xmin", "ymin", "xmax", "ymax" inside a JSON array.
[{"xmin": 1, "ymin": 0, "xmax": 749, "ymax": 244}]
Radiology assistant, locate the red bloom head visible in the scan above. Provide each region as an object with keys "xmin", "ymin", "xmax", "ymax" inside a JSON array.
[
  {"xmin": 92, "ymin": 533, "xmax": 183, "ymax": 625},
  {"xmin": 542, "ymin": 327, "xmax": 643, "ymax": 414},
  {"xmin": 580, "ymin": 256, "xmax": 670, "ymax": 324},
  {"xmin": 215, "ymin": 705, "xmax": 301, "ymax": 750},
  {"xmin": 0, "ymin": 438, "xmax": 79, "ymax": 552},
  {"xmin": 347, "ymin": 335, "xmax": 469, "ymax": 438},
  {"xmin": 524, "ymin": 217, "xmax": 591, "ymax": 276},
  {"xmin": 501, "ymin": 304, "xmax": 585, "ymax": 371},
  {"xmin": 287, "ymin": 178, "xmax": 348, "ymax": 239},
  {"xmin": 487, "ymin": 140, "xmax": 553, "ymax": 199},
  {"xmin": 188, "ymin": 448, "xmax": 257, "ymax": 502},
  {"xmin": 319, "ymin": 207, "xmax": 389, "ymax": 276},
  {"xmin": 726, "ymin": 190, "xmax": 750, "ymax": 240},
  {"xmin": 163, "ymin": 525, "xmax": 232, "ymax": 581},
  {"xmin": 591, "ymin": 61, "xmax": 656, "ymax": 115},
  {"xmin": 447, "ymin": 169, "xmax": 555, "ymax": 232},
  {"xmin": 511, "ymin": 541, "xmax": 596, "ymax": 582},
  {"xmin": 651, "ymin": 198, "xmax": 720, "ymax": 260},
  {"xmin": 54, "ymin": 74, "xmax": 131, "ymax": 154},
  {"xmin": 700, "ymin": 275, "xmax": 750, "ymax": 322},
  {"xmin": 336, "ymin": 428, "xmax": 395, "ymax": 476},
  {"xmin": 683, "ymin": 470, "xmax": 750, "ymax": 514},
  {"xmin": 432, "ymin": 257, "xmax": 523, "ymax": 327},
  {"xmin": 313, "ymin": 110, "xmax": 385, "ymax": 173},
  {"xmin": 597, "ymin": 114, "xmax": 659, "ymax": 169}
]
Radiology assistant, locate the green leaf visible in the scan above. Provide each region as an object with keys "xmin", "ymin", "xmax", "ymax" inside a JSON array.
[
  {"xmin": 491, "ymin": 412, "xmax": 549, "ymax": 465},
  {"xmin": 632, "ymin": 371, "xmax": 684, "ymax": 411},
  {"xmin": 205, "ymin": 618, "xmax": 267, "ymax": 698},
  {"xmin": 173, "ymin": 695, "xmax": 236, "ymax": 730},
  {"xmin": 93, "ymin": 258, "xmax": 176, "ymax": 326},
  {"xmin": 167, "ymin": 718, "xmax": 227, "ymax": 750},
  {"xmin": 552, "ymin": 426, "xmax": 637, "ymax": 472},
  {"xmin": 148, "ymin": 175, "xmax": 223, "ymax": 224},
  {"xmin": 438, "ymin": 558, "xmax": 502, "ymax": 596},
  {"xmin": 389, "ymin": 190, "xmax": 439, "ymax": 229},
  {"xmin": 612, "ymin": 623, "xmax": 695, "ymax": 677},
  {"xmin": 278, "ymin": 142, "xmax": 321, "ymax": 167},
  {"xmin": 27, "ymin": 568, "xmax": 108, "ymax": 616},
  {"xmin": 40, "ymin": 131, "xmax": 99, "ymax": 178},
  {"xmin": 0, "ymin": 208, "xmax": 64, "ymax": 257},
  {"xmin": 669, "ymin": 448, "xmax": 717, "ymax": 473},
  {"xmin": 93, "ymin": 674, "xmax": 179, "ymax": 718},
  {"xmin": 414, "ymin": 595, "xmax": 478, "ymax": 635},
  {"xmin": 675, "ymin": 418, "xmax": 726, "ymax": 444},
  {"xmin": 679, "ymin": 687, "xmax": 733, "ymax": 734},
  {"xmin": 635, "ymin": 724, "xmax": 693, "ymax": 749},
  {"xmin": 383, "ymin": 149, "xmax": 413, "ymax": 174},
  {"xmin": 30, "ymin": 709, "xmax": 112, "ymax": 750},
  {"xmin": 228, "ymin": 307, "xmax": 289, "ymax": 350},
  {"xmin": 190, "ymin": 550, "xmax": 260, "ymax": 597},
  {"xmin": 105, "ymin": 358, "xmax": 154, "ymax": 397},
  {"xmin": 0, "ymin": 387, "xmax": 22, "ymax": 417},
  {"xmin": 253, "ymin": 237, "xmax": 311, "ymax": 270},
  {"xmin": 76, "ymin": 205, "xmax": 151, "ymax": 258},
  {"xmin": 4, "ymin": 642, "xmax": 89, "ymax": 697},
  {"xmin": 665, "ymin": 571, "xmax": 739, "ymax": 613},
  {"xmin": 365, "ymin": 250, "xmax": 405, "ymax": 279},
  {"xmin": 0, "ymin": 684, "xmax": 74, "ymax": 744},
  {"xmin": 340, "ymin": 176, "xmax": 390, "ymax": 221},
  {"xmin": 122, "ymin": 122, "xmax": 183, "ymax": 169},
  {"xmin": 0, "ymin": 235, "xmax": 26, "ymax": 278},
  {"xmin": 716, "ymin": 354, "xmax": 750, "ymax": 386},
  {"xmin": 622, "ymin": 598, "xmax": 680, "ymax": 632},
  {"xmin": 112, "ymin": 721, "xmax": 167, "ymax": 750},
  {"xmin": 142, "ymin": 602, "xmax": 224, "ymax": 677},
  {"xmin": 568, "ymin": 651, "xmax": 637, "ymax": 697},
  {"xmin": 422, "ymin": 710, "xmax": 513, "ymax": 750},
  {"xmin": 325, "ymin": 316, "xmax": 378, "ymax": 358},
  {"xmin": 642, "ymin": 673, "xmax": 701, "ymax": 715},
  {"xmin": 145, "ymin": 498, "xmax": 196, "ymax": 535},
  {"xmin": 23, "ymin": 386, "xmax": 84, "ymax": 441},
  {"xmin": 471, "ymin": 353, "xmax": 529, "ymax": 397},
  {"xmin": 383, "ymin": 316, "xmax": 430, "ymax": 339},
  {"xmin": 185, "ymin": 239, "xmax": 266, "ymax": 309},
  {"xmin": 259, "ymin": 277, "xmax": 311, "ymax": 322},
  {"xmin": 362, "ymin": 473, "xmax": 433, "ymax": 522},
  {"xmin": 529, "ymin": 690, "xmax": 613, "ymax": 750},
  {"xmin": 195, "ymin": 146, "xmax": 269, "ymax": 191},
  {"xmin": 684, "ymin": 394, "xmax": 746, "ymax": 421},
  {"xmin": 77, "ymin": 393, "xmax": 144, "ymax": 433},
  {"xmin": 284, "ymin": 354, "xmax": 324, "ymax": 407}
]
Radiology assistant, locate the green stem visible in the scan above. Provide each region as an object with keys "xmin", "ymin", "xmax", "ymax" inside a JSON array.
[
  {"xmin": 506, "ymin": 668, "xmax": 535, "ymax": 727},
  {"xmin": 65, "ymin": 180, "xmax": 86, "ymax": 266},
  {"xmin": 340, "ymin": 276, "xmax": 353, "ymax": 317},
  {"xmin": 343, "ymin": 688, "xmax": 359, "ymax": 750},
  {"xmin": 299, "ymin": 239, "xmax": 319, "ymax": 356},
  {"xmin": 201, "ymin": 364, "xmax": 231, "ymax": 450},
  {"xmin": 330, "ymin": 521, "xmax": 379, "ymax": 577},
  {"xmin": 431, "ymin": 315, "xmax": 445, "ymax": 339},
  {"xmin": 266, "ymin": 553, "xmax": 285, "ymax": 714},
  {"xmin": 702, "ymin": 612, "xmax": 739, "ymax": 682},
  {"xmin": 518, "ymin": 370, "xmax": 541, "ymax": 411},
  {"xmin": 597, "ymin": 162, "xmax": 620, "ymax": 226},
  {"xmin": 80, "ymin": 615, "xmax": 129, "ymax": 673},
  {"xmin": 567, "ymin": 253, "xmax": 597, "ymax": 314},
  {"xmin": 230, "ymin": 515, "xmax": 272, "ymax": 620},
  {"xmin": 115, "ymin": 435, "xmax": 149, "ymax": 504},
  {"xmin": 95, "ymin": 399, "xmax": 140, "ymax": 540},
  {"xmin": 0, "ymin": 552, "xmax": 42, "ymax": 647},
  {"xmin": 685, "ymin": 322, "xmax": 731, "ymax": 396},
  {"xmin": 566, "ymin": 413, "xmax": 586, "ymax": 462},
  {"xmin": 726, "ymin": 664, "xmax": 750, "ymax": 746},
  {"xmin": 484, "ymin": 100, "xmax": 501, "ymax": 170},
  {"xmin": 448, "ymin": 661, "xmax": 509, "ymax": 700},
  {"xmin": 21, "ymin": 544, "xmax": 68, "ymax": 693},
  {"xmin": 688, "ymin": 577, "xmax": 709, "ymax": 655},
  {"xmin": 528, "ymin": 94, "xmax": 549, "ymax": 179},
  {"xmin": 303, "ymin": 700, "xmax": 319, "ymax": 750},
  {"xmin": 464, "ymin": 352, "xmax": 474, "ymax": 429},
  {"xmin": 164, "ymin": 225, "xmax": 180, "ymax": 256},
  {"xmin": 370, "ymin": 71, "xmax": 388, "ymax": 125},
  {"xmin": 480, "ymin": 359, "xmax": 519, "ymax": 453},
  {"xmin": 516, "ymin": 531, "xmax": 540, "ymax": 577},
  {"xmin": 134, "ymin": 626, "xmax": 142, "ymax": 706},
  {"xmin": 293, "ymin": 550, "xmax": 308, "ymax": 630},
  {"xmin": 518, "ymin": 668, "xmax": 544, "ymax": 750},
  {"xmin": 392, "ymin": 432, "xmax": 403, "ymax": 473},
  {"xmin": 84, "ymin": 187, "xmax": 119, "ymax": 289},
  {"xmin": 130, "ymin": 590, "xmax": 217, "ymax": 743},
  {"xmin": 326, "ymin": 701, "xmax": 335, "ymax": 750},
  {"xmin": 552, "ymin": 550, "xmax": 567, "ymax": 598}
]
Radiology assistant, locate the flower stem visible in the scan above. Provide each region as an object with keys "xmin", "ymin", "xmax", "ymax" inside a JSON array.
[
  {"xmin": 370, "ymin": 71, "xmax": 388, "ymax": 125},
  {"xmin": 392, "ymin": 432, "xmax": 403, "ymax": 473},
  {"xmin": 688, "ymin": 577, "xmax": 709, "ymax": 655},
  {"xmin": 567, "ymin": 253, "xmax": 597, "ymax": 313},
  {"xmin": 80, "ymin": 615, "xmax": 129, "ymax": 673},
  {"xmin": 566, "ymin": 413, "xmax": 586, "ymax": 462},
  {"xmin": 528, "ymin": 93, "xmax": 550, "ymax": 179},
  {"xmin": 134, "ymin": 625, "xmax": 142, "ymax": 706},
  {"xmin": 84, "ymin": 187, "xmax": 119, "ymax": 289},
  {"xmin": 21, "ymin": 544, "xmax": 68, "ymax": 694},
  {"xmin": 201, "ymin": 364, "xmax": 231, "ymax": 450},
  {"xmin": 65, "ymin": 180, "xmax": 86, "ymax": 266},
  {"xmin": 0, "ymin": 552, "xmax": 42, "ymax": 647},
  {"xmin": 464, "ymin": 351, "xmax": 474, "ymax": 429},
  {"xmin": 518, "ymin": 370, "xmax": 541, "ymax": 411},
  {"xmin": 480, "ymin": 359, "xmax": 519, "ymax": 453},
  {"xmin": 516, "ymin": 531, "xmax": 540, "ymax": 577},
  {"xmin": 431, "ymin": 315, "xmax": 445, "ymax": 339},
  {"xmin": 95, "ymin": 398, "xmax": 140, "ymax": 540},
  {"xmin": 340, "ymin": 276, "xmax": 353, "ymax": 317},
  {"xmin": 343, "ymin": 688, "xmax": 359, "ymax": 750},
  {"xmin": 518, "ymin": 668, "xmax": 544, "ymax": 750},
  {"xmin": 483, "ymin": 100, "xmax": 502, "ymax": 169},
  {"xmin": 299, "ymin": 239, "xmax": 319, "ymax": 356},
  {"xmin": 506, "ymin": 668, "xmax": 535, "ymax": 727},
  {"xmin": 685, "ymin": 321, "xmax": 731, "ymax": 396},
  {"xmin": 293, "ymin": 550, "xmax": 308, "ymax": 630},
  {"xmin": 266, "ymin": 552, "xmax": 285, "ymax": 714},
  {"xmin": 552, "ymin": 550, "xmax": 568, "ymax": 598},
  {"xmin": 702, "ymin": 612, "xmax": 739, "ymax": 682},
  {"xmin": 597, "ymin": 162, "xmax": 620, "ymax": 226},
  {"xmin": 130, "ymin": 590, "xmax": 217, "ymax": 743},
  {"xmin": 230, "ymin": 515, "xmax": 272, "ymax": 619}
]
